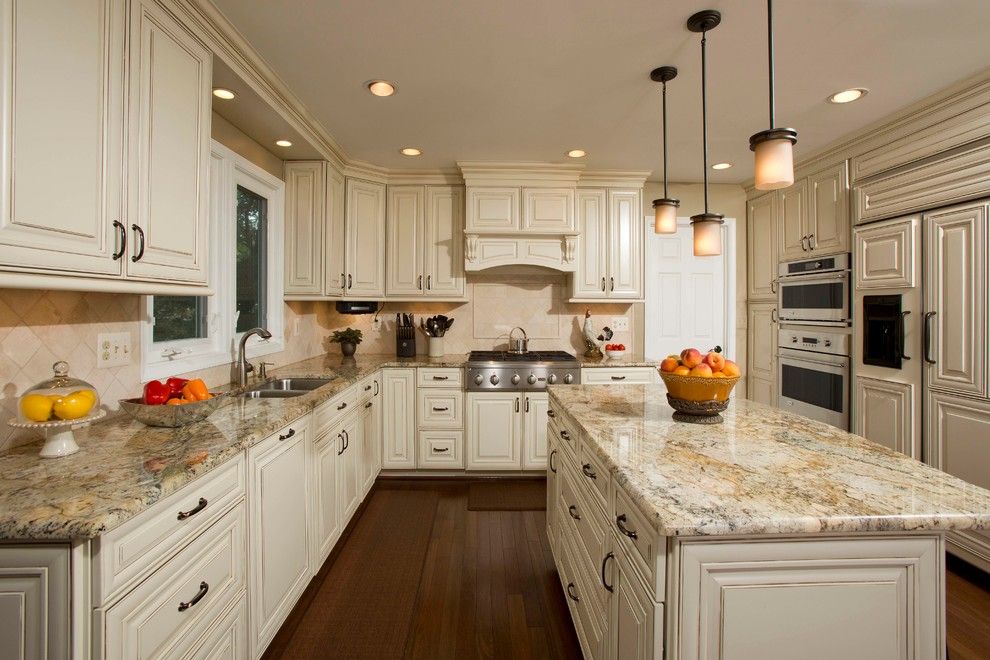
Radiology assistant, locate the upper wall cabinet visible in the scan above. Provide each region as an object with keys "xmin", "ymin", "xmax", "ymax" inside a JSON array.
[
  {"xmin": 570, "ymin": 188, "xmax": 644, "ymax": 300},
  {"xmin": 386, "ymin": 185, "xmax": 465, "ymax": 298},
  {"xmin": 0, "ymin": 0, "xmax": 212, "ymax": 293},
  {"xmin": 777, "ymin": 162, "xmax": 849, "ymax": 261},
  {"xmin": 467, "ymin": 188, "xmax": 518, "ymax": 231},
  {"xmin": 747, "ymin": 191, "xmax": 777, "ymax": 301},
  {"xmin": 522, "ymin": 188, "xmax": 574, "ymax": 232},
  {"xmin": 284, "ymin": 162, "xmax": 326, "ymax": 295},
  {"xmin": 344, "ymin": 178, "xmax": 386, "ymax": 298}
]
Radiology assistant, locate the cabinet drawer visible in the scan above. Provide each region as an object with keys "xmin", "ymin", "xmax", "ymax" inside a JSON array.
[
  {"xmin": 560, "ymin": 472, "xmax": 608, "ymax": 615},
  {"xmin": 558, "ymin": 528, "xmax": 605, "ymax": 660},
  {"xmin": 417, "ymin": 430, "xmax": 464, "ymax": 468},
  {"xmin": 417, "ymin": 367, "xmax": 463, "ymax": 388},
  {"xmin": 181, "ymin": 591, "xmax": 247, "ymax": 660},
  {"xmin": 95, "ymin": 455, "xmax": 245, "ymax": 605},
  {"xmin": 578, "ymin": 443, "xmax": 609, "ymax": 513},
  {"xmin": 582, "ymin": 367, "xmax": 656, "ymax": 385},
  {"xmin": 104, "ymin": 503, "xmax": 246, "ymax": 659},
  {"xmin": 611, "ymin": 483, "xmax": 665, "ymax": 601},
  {"xmin": 357, "ymin": 374, "xmax": 378, "ymax": 403},
  {"xmin": 315, "ymin": 387, "xmax": 359, "ymax": 435},
  {"xmin": 551, "ymin": 413, "xmax": 579, "ymax": 460},
  {"xmin": 417, "ymin": 389, "xmax": 463, "ymax": 428}
]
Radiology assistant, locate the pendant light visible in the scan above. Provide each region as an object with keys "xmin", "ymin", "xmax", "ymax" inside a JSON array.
[
  {"xmin": 687, "ymin": 10, "xmax": 724, "ymax": 256},
  {"xmin": 749, "ymin": 0, "xmax": 797, "ymax": 190},
  {"xmin": 651, "ymin": 66, "xmax": 679, "ymax": 234}
]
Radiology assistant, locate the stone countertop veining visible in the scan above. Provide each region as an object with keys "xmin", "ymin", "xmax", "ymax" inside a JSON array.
[
  {"xmin": 574, "ymin": 354, "xmax": 659, "ymax": 368},
  {"xmin": 0, "ymin": 353, "xmax": 468, "ymax": 541},
  {"xmin": 548, "ymin": 384, "xmax": 990, "ymax": 537}
]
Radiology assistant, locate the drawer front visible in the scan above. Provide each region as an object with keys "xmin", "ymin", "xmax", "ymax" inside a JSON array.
[
  {"xmin": 417, "ymin": 367, "xmax": 463, "ymax": 388},
  {"xmin": 559, "ymin": 529, "xmax": 605, "ymax": 660},
  {"xmin": 357, "ymin": 374, "xmax": 378, "ymax": 403},
  {"xmin": 417, "ymin": 430, "xmax": 464, "ymax": 468},
  {"xmin": 582, "ymin": 367, "xmax": 657, "ymax": 385},
  {"xmin": 552, "ymin": 413, "xmax": 579, "ymax": 460},
  {"xmin": 315, "ymin": 387, "xmax": 359, "ymax": 435},
  {"xmin": 578, "ymin": 444, "xmax": 609, "ymax": 513},
  {"xmin": 612, "ymin": 483, "xmax": 664, "ymax": 600},
  {"xmin": 181, "ymin": 591, "xmax": 247, "ymax": 660},
  {"xmin": 96, "ymin": 455, "xmax": 245, "ymax": 605},
  {"xmin": 104, "ymin": 503, "xmax": 246, "ymax": 659},
  {"xmin": 417, "ymin": 389, "xmax": 464, "ymax": 428},
  {"xmin": 560, "ymin": 472, "xmax": 608, "ymax": 613}
]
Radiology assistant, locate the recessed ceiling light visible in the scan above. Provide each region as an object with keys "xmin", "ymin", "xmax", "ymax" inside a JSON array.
[
  {"xmin": 400, "ymin": 147, "xmax": 422, "ymax": 156},
  {"xmin": 367, "ymin": 80, "xmax": 396, "ymax": 97},
  {"xmin": 827, "ymin": 88, "xmax": 868, "ymax": 104},
  {"xmin": 567, "ymin": 149, "xmax": 587, "ymax": 158},
  {"xmin": 275, "ymin": 139, "xmax": 293, "ymax": 147},
  {"xmin": 711, "ymin": 162, "xmax": 732, "ymax": 170},
  {"xmin": 212, "ymin": 88, "xmax": 236, "ymax": 100}
]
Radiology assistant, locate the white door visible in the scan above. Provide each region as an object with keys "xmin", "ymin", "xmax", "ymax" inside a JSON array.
[
  {"xmin": 126, "ymin": 0, "xmax": 211, "ymax": 282},
  {"xmin": 522, "ymin": 393, "xmax": 550, "ymax": 470},
  {"xmin": 645, "ymin": 218, "xmax": 733, "ymax": 360},
  {"xmin": 311, "ymin": 428, "xmax": 341, "ymax": 569},
  {"xmin": 0, "ymin": 0, "xmax": 125, "ymax": 277},
  {"xmin": 386, "ymin": 185, "xmax": 425, "ymax": 296},
  {"xmin": 607, "ymin": 190, "xmax": 643, "ymax": 298},
  {"xmin": 466, "ymin": 392, "xmax": 521, "ymax": 470},
  {"xmin": 381, "ymin": 368, "xmax": 416, "ymax": 469},
  {"xmin": 337, "ymin": 414, "xmax": 361, "ymax": 525},
  {"xmin": 345, "ymin": 179, "xmax": 386, "ymax": 297},
  {"xmin": 424, "ymin": 186, "xmax": 465, "ymax": 296},
  {"xmin": 573, "ymin": 189, "xmax": 608, "ymax": 298},
  {"xmin": 283, "ymin": 162, "xmax": 325, "ymax": 295}
]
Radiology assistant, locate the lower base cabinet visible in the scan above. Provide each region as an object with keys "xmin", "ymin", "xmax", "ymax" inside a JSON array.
[
  {"xmin": 608, "ymin": 550, "xmax": 662, "ymax": 660},
  {"xmin": 0, "ymin": 545, "xmax": 70, "ymax": 660},
  {"xmin": 382, "ymin": 368, "xmax": 416, "ymax": 469},
  {"xmin": 466, "ymin": 391, "xmax": 548, "ymax": 470},
  {"xmin": 337, "ymin": 412, "xmax": 362, "ymax": 528}
]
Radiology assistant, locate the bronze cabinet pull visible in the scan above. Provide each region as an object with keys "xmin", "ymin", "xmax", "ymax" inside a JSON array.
[
  {"xmin": 547, "ymin": 409, "xmax": 556, "ymax": 418},
  {"xmin": 611, "ymin": 375, "xmax": 626, "ymax": 381},
  {"xmin": 177, "ymin": 497, "xmax": 208, "ymax": 521},
  {"xmin": 112, "ymin": 221, "xmax": 127, "ymax": 260},
  {"xmin": 601, "ymin": 552, "xmax": 615, "ymax": 592},
  {"xmin": 432, "ymin": 446, "xmax": 449, "ymax": 453},
  {"xmin": 347, "ymin": 274, "xmax": 353, "ymax": 289},
  {"xmin": 373, "ymin": 380, "xmax": 379, "ymax": 396},
  {"xmin": 897, "ymin": 311, "xmax": 911, "ymax": 361},
  {"xmin": 610, "ymin": 276, "xmax": 615, "ymax": 291},
  {"xmin": 515, "ymin": 398, "xmax": 520, "ymax": 413},
  {"xmin": 582, "ymin": 463, "xmax": 597, "ymax": 480},
  {"xmin": 431, "ymin": 406, "xmax": 449, "ymax": 412},
  {"xmin": 278, "ymin": 428, "xmax": 295, "ymax": 441},
  {"xmin": 525, "ymin": 397, "xmax": 530, "ymax": 413},
  {"xmin": 342, "ymin": 430, "xmax": 349, "ymax": 451},
  {"xmin": 365, "ymin": 401, "xmax": 373, "ymax": 409},
  {"xmin": 808, "ymin": 233, "xmax": 816, "ymax": 249},
  {"xmin": 566, "ymin": 583, "xmax": 580, "ymax": 602},
  {"xmin": 560, "ymin": 430, "xmax": 570, "ymax": 442},
  {"xmin": 771, "ymin": 308, "xmax": 778, "ymax": 323},
  {"xmin": 364, "ymin": 384, "xmax": 372, "ymax": 391},
  {"xmin": 131, "ymin": 224, "xmax": 146, "ymax": 262},
  {"xmin": 568, "ymin": 504, "xmax": 580, "ymax": 520},
  {"xmin": 337, "ymin": 433, "xmax": 345, "ymax": 456},
  {"xmin": 427, "ymin": 275, "xmax": 432, "ymax": 290},
  {"xmin": 616, "ymin": 514, "xmax": 638, "ymax": 539},
  {"xmin": 340, "ymin": 273, "xmax": 346, "ymax": 289},
  {"xmin": 337, "ymin": 402, "xmax": 347, "ymax": 411},
  {"xmin": 432, "ymin": 375, "xmax": 449, "ymax": 381},
  {"xmin": 549, "ymin": 449, "xmax": 557, "ymax": 474},
  {"xmin": 178, "ymin": 581, "xmax": 209, "ymax": 611},
  {"xmin": 418, "ymin": 275, "xmax": 423, "ymax": 290},
  {"xmin": 601, "ymin": 277, "xmax": 606, "ymax": 292},
  {"xmin": 924, "ymin": 311, "xmax": 937, "ymax": 364}
]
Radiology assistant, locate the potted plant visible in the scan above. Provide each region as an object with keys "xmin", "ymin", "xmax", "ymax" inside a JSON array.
[{"xmin": 330, "ymin": 328, "xmax": 363, "ymax": 357}]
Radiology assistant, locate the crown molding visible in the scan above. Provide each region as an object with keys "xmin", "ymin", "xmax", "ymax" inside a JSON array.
[{"xmin": 577, "ymin": 170, "xmax": 651, "ymax": 188}]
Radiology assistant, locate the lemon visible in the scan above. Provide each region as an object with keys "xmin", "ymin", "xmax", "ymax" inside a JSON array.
[
  {"xmin": 53, "ymin": 392, "xmax": 94, "ymax": 420},
  {"xmin": 73, "ymin": 389, "xmax": 97, "ymax": 406},
  {"xmin": 20, "ymin": 394, "xmax": 54, "ymax": 422}
]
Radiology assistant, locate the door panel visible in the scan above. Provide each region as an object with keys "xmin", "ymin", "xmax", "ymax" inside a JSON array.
[
  {"xmin": 573, "ymin": 189, "xmax": 608, "ymax": 298},
  {"xmin": 808, "ymin": 161, "xmax": 850, "ymax": 255},
  {"xmin": 284, "ymin": 162, "xmax": 324, "ymax": 295},
  {"xmin": 424, "ymin": 186, "xmax": 464, "ymax": 296},
  {"xmin": 466, "ymin": 188, "xmax": 517, "ymax": 230},
  {"xmin": 345, "ymin": 179, "xmax": 386, "ymax": 297},
  {"xmin": 608, "ymin": 551, "xmax": 661, "ymax": 660},
  {"xmin": 522, "ymin": 188, "xmax": 574, "ymax": 232},
  {"xmin": 854, "ymin": 215, "xmax": 917, "ymax": 289},
  {"xmin": 311, "ymin": 429, "xmax": 340, "ymax": 568},
  {"xmin": 607, "ymin": 189, "xmax": 642, "ymax": 298},
  {"xmin": 522, "ymin": 393, "xmax": 550, "ymax": 470},
  {"xmin": 381, "ymin": 369, "xmax": 416, "ymax": 469},
  {"xmin": 778, "ymin": 178, "xmax": 808, "ymax": 261},
  {"xmin": 747, "ymin": 192, "xmax": 778, "ymax": 300},
  {"xmin": 854, "ymin": 376, "xmax": 917, "ymax": 458},
  {"xmin": 466, "ymin": 392, "xmax": 520, "ymax": 470},
  {"xmin": 324, "ymin": 165, "xmax": 346, "ymax": 297},
  {"xmin": 337, "ymin": 415, "xmax": 361, "ymax": 525},
  {"xmin": 386, "ymin": 186, "xmax": 425, "ymax": 296}
]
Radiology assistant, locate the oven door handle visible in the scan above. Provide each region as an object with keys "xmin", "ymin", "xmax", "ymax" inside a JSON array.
[
  {"xmin": 897, "ymin": 311, "xmax": 911, "ymax": 360},
  {"xmin": 778, "ymin": 349, "xmax": 847, "ymax": 371},
  {"xmin": 777, "ymin": 271, "xmax": 848, "ymax": 283}
]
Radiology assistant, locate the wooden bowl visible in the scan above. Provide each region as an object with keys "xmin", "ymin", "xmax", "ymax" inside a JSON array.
[{"xmin": 657, "ymin": 372, "xmax": 740, "ymax": 402}]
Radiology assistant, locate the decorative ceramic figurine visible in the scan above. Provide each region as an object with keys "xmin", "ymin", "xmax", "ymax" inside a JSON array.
[{"xmin": 581, "ymin": 310, "xmax": 613, "ymax": 360}]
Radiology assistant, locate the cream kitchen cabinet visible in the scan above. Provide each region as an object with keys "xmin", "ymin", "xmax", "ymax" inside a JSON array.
[
  {"xmin": 746, "ymin": 192, "xmax": 778, "ymax": 300},
  {"xmin": 359, "ymin": 376, "xmax": 382, "ymax": 494},
  {"xmin": 854, "ymin": 376, "xmax": 918, "ymax": 458},
  {"xmin": 571, "ymin": 189, "xmax": 644, "ymax": 300},
  {"xmin": 336, "ymin": 412, "xmax": 362, "ymax": 530},
  {"xmin": 247, "ymin": 418, "xmax": 311, "ymax": 657},
  {"xmin": 747, "ymin": 302, "xmax": 778, "ymax": 406},
  {"xmin": 522, "ymin": 392, "xmax": 550, "ymax": 470},
  {"xmin": 382, "ymin": 368, "xmax": 417, "ymax": 469},
  {"xmin": 0, "ymin": 545, "xmax": 70, "ymax": 660},
  {"xmin": 776, "ymin": 162, "xmax": 850, "ymax": 261},
  {"xmin": 345, "ymin": 178, "xmax": 387, "ymax": 298},
  {"xmin": 778, "ymin": 179, "xmax": 808, "ymax": 261},
  {"xmin": 466, "ymin": 187, "xmax": 518, "ymax": 231},
  {"xmin": 324, "ymin": 167, "xmax": 347, "ymax": 296},
  {"xmin": 284, "ymin": 162, "xmax": 327, "ymax": 295},
  {"xmin": 607, "ymin": 549, "xmax": 662, "ymax": 660},
  {"xmin": 385, "ymin": 185, "xmax": 465, "ymax": 298},
  {"xmin": 310, "ymin": 422, "xmax": 342, "ymax": 571},
  {"xmin": 466, "ymin": 391, "xmax": 522, "ymax": 470},
  {"xmin": 523, "ymin": 188, "xmax": 575, "ymax": 232}
]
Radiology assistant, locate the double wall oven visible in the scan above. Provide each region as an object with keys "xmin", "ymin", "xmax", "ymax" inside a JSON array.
[{"xmin": 776, "ymin": 254, "xmax": 852, "ymax": 429}]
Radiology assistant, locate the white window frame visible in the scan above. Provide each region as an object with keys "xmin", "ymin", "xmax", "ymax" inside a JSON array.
[{"xmin": 141, "ymin": 141, "xmax": 285, "ymax": 381}]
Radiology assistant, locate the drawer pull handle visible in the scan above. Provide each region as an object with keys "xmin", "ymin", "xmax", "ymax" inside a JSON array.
[
  {"xmin": 924, "ymin": 311, "xmax": 937, "ymax": 364},
  {"xmin": 433, "ymin": 447, "xmax": 449, "ymax": 453},
  {"xmin": 130, "ymin": 224, "xmax": 146, "ymax": 262},
  {"xmin": 616, "ymin": 514, "xmax": 638, "ymax": 539},
  {"xmin": 431, "ymin": 406, "xmax": 449, "ymax": 412},
  {"xmin": 581, "ymin": 464, "xmax": 597, "ymax": 480},
  {"xmin": 566, "ymin": 582, "xmax": 580, "ymax": 602},
  {"xmin": 365, "ymin": 401, "xmax": 373, "ymax": 409},
  {"xmin": 343, "ymin": 430, "xmax": 349, "ymax": 451},
  {"xmin": 432, "ymin": 375, "xmax": 449, "ymax": 381},
  {"xmin": 337, "ymin": 433, "xmax": 345, "ymax": 456},
  {"xmin": 549, "ymin": 449, "xmax": 557, "ymax": 474},
  {"xmin": 178, "ymin": 581, "xmax": 209, "ymax": 611},
  {"xmin": 337, "ymin": 402, "xmax": 347, "ymax": 411},
  {"xmin": 177, "ymin": 497, "xmax": 208, "ymax": 521},
  {"xmin": 601, "ymin": 552, "xmax": 615, "ymax": 592},
  {"xmin": 112, "ymin": 221, "xmax": 127, "ymax": 260},
  {"xmin": 568, "ymin": 504, "xmax": 581, "ymax": 521},
  {"xmin": 364, "ymin": 384, "xmax": 372, "ymax": 391},
  {"xmin": 374, "ymin": 380, "xmax": 379, "ymax": 396},
  {"xmin": 559, "ymin": 430, "xmax": 570, "ymax": 441},
  {"xmin": 279, "ymin": 428, "xmax": 295, "ymax": 441},
  {"xmin": 547, "ymin": 409, "xmax": 556, "ymax": 418},
  {"xmin": 611, "ymin": 375, "xmax": 626, "ymax": 381}
]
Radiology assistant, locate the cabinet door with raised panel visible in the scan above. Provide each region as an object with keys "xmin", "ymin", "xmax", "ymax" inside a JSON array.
[
  {"xmin": 854, "ymin": 376, "xmax": 918, "ymax": 458},
  {"xmin": 360, "ymin": 396, "xmax": 380, "ymax": 495},
  {"xmin": 345, "ymin": 178, "xmax": 386, "ymax": 297},
  {"xmin": 778, "ymin": 179, "xmax": 808, "ymax": 261},
  {"xmin": 324, "ymin": 165, "xmax": 346, "ymax": 297},
  {"xmin": 808, "ymin": 161, "xmax": 850, "ymax": 255},
  {"xmin": 747, "ymin": 192, "xmax": 778, "ymax": 300},
  {"xmin": 126, "ymin": 0, "xmax": 211, "ymax": 283},
  {"xmin": 0, "ymin": 0, "xmax": 125, "ymax": 277},
  {"xmin": 522, "ymin": 392, "xmax": 550, "ymax": 470},
  {"xmin": 466, "ymin": 392, "xmax": 521, "ymax": 470},
  {"xmin": 854, "ymin": 215, "xmax": 918, "ymax": 290},
  {"xmin": 466, "ymin": 188, "xmax": 518, "ymax": 231},
  {"xmin": 608, "ymin": 550, "xmax": 662, "ymax": 660},
  {"xmin": 573, "ymin": 189, "xmax": 608, "ymax": 298},
  {"xmin": 284, "ymin": 162, "xmax": 325, "ymax": 295},
  {"xmin": 424, "ymin": 186, "xmax": 465, "ymax": 296},
  {"xmin": 311, "ymin": 427, "xmax": 341, "ymax": 569},
  {"xmin": 607, "ymin": 189, "xmax": 643, "ymax": 298},
  {"xmin": 925, "ymin": 202, "xmax": 987, "ymax": 397},
  {"xmin": 0, "ymin": 545, "xmax": 70, "ymax": 660},
  {"xmin": 382, "ymin": 368, "xmax": 416, "ymax": 469},
  {"xmin": 523, "ymin": 188, "xmax": 574, "ymax": 232},
  {"xmin": 337, "ymin": 413, "xmax": 362, "ymax": 526},
  {"xmin": 386, "ymin": 186, "xmax": 425, "ymax": 296},
  {"xmin": 747, "ymin": 303, "xmax": 777, "ymax": 406}
]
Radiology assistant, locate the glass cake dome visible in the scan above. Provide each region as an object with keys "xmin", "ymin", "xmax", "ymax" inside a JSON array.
[{"xmin": 17, "ymin": 361, "xmax": 100, "ymax": 424}]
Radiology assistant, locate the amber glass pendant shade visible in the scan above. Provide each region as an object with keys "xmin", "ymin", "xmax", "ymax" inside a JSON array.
[{"xmin": 653, "ymin": 198, "xmax": 679, "ymax": 234}]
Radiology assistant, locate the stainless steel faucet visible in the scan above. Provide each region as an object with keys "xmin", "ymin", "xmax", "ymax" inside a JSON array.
[{"xmin": 237, "ymin": 327, "xmax": 272, "ymax": 386}]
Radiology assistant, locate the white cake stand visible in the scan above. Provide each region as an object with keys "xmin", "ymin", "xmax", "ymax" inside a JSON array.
[{"xmin": 8, "ymin": 409, "xmax": 107, "ymax": 458}]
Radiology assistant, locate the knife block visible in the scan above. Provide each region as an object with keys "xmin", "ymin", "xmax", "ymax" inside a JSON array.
[{"xmin": 396, "ymin": 326, "xmax": 416, "ymax": 357}]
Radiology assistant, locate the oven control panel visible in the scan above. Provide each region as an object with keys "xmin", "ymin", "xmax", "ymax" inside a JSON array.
[{"xmin": 778, "ymin": 328, "xmax": 849, "ymax": 356}]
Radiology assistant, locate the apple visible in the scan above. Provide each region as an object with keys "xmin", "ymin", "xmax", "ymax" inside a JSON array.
[
  {"xmin": 703, "ymin": 351, "xmax": 725, "ymax": 372},
  {"xmin": 689, "ymin": 363, "xmax": 713, "ymax": 377},
  {"xmin": 660, "ymin": 357, "xmax": 679, "ymax": 373},
  {"xmin": 673, "ymin": 365, "xmax": 691, "ymax": 376},
  {"xmin": 680, "ymin": 348, "xmax": 703, "ymax": 368},
  {"xmin": 722, "ymin": 360, "xmax": 741, "ymax": 378}
]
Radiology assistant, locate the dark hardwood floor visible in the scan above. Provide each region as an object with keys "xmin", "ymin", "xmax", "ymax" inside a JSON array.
[{"xmin": 265, "ymin": 478, "xmax": 990, "ymax": 660}]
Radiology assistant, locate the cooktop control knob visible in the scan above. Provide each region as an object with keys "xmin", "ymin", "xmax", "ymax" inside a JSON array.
[
  {"xmin": 548, "ymin": 373, "xmax": 558, "ymax": 385},
  {"xmin": 490, "ymin": 374, "xmax": 500, "ymax": 385},
  {"xmin": 527, "ymin": 374, "xmax": 537, "ymax": 385},
  {"xmin": 511, "ymin": 374, "xmax": 521, "ymax": 385},
  {"xmin": 563, "ymin": 373, "xmax": 574, "ymax": 384},
  {"xmin": 473, "ymin": 374, "xmax": 484, "ymax": 385}
]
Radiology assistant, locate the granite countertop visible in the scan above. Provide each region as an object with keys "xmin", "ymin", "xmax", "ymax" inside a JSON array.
[
  {"xmin": 574, "ymin": 353, "xmax": 659, "ymax": 368},
  {"xmin": 548, "ymin": 384, "xmax": 990, "ymax": 537}
]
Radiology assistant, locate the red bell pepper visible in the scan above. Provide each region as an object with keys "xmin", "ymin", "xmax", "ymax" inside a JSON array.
[{"xmin": 143, "ymin": 380, "xmax": 171, "ymax": 405}]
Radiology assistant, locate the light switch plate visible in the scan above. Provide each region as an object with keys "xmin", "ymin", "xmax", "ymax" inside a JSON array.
[
  {"xmin": 97, "ymin": 332, "xmax": 132, "ymax": 368},
  {"xmin": 612, "ymin": 316, "xmax": 629, "ymax": 332}
]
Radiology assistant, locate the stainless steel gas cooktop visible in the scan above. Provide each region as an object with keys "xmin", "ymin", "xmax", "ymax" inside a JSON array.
[{"xmin": 466, "ymin": 350, "xmax": 580, "ymax": 391}]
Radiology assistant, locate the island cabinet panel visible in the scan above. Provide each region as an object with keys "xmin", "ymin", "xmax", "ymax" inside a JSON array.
[
  {"xmin": 581, "ymin": 367, "xmax": 657, "ymax": 385},
  {"xmin": 610, "ymin": 482, "xmax": 665, "ymax": 601},
  {"xmin": 546, "ymin": 430, "xmax": 561, "ymax": 555},
  {"xmin": 608, "ymin": 550, "xmax": 663, "ymax": 660},
  {"xmin": 671, "ymin": 535, "xmax": 943, "ymax": 660},
  {"xmin": 0, "ymin": 545, "xmax": 70, "ymax": 660}
]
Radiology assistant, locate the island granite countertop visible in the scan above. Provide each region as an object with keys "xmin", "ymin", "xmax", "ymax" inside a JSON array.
[{"xmin": 548, "ymin": 384, "xmax": 990, "ymax": 537}]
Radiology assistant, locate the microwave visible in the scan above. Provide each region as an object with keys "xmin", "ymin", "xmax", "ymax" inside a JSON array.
[{"xmin": 777, "ymin": 254, "xmax": 850, "ymax": 325}]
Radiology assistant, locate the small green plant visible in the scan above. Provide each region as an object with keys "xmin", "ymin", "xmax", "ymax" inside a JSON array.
[{"xmin": 329, "ymin": 327, "xmax": 363, "ymax": 345}]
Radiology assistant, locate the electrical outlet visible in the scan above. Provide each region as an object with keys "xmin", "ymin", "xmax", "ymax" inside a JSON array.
[
  {"xmin": 612, "ymin": 316, "xmax": 629, "ymax": 332},
  {"xmin": 97, "ymin": 332, "xmax": 132, "ymax": 368}
]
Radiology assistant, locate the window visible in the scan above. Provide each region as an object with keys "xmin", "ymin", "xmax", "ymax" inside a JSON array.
[{"xmin": 141, "ymin": 141, "xmax": 284, "ymax": 380}]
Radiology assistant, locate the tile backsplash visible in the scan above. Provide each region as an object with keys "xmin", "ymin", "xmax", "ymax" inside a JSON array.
[{"xmin": 0, "ymin": 269, "xmax": 634, "ymax": 451}]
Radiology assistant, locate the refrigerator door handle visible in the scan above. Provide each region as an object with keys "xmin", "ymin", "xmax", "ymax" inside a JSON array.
[{"xmin": 923, "ymin": 311, "xmax": 937, "ymax": 364}]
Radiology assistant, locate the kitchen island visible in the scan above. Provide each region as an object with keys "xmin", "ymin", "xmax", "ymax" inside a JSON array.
[{"xmin": 546, "ymin": 384, "xmax": 990, "ymax": 660}]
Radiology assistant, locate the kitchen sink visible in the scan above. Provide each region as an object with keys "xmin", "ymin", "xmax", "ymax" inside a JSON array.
[{"xmin": 240, "ymin": 377, "xmax": 333, "ymax": 399}]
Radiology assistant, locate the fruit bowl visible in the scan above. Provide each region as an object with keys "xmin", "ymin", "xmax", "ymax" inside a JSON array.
[
  {"xmin": 119, "ymin": 394, "xmax": 227, "ymax": 428},
  {"xmin": 605, "ymin": 349, "xmax": 626, "ymax": 359},
  {"xmin": 658, "ymin": 372, "xmax": 740, "ymax": 424}
]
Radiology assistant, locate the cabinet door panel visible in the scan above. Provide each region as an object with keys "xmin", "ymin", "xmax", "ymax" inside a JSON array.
[
  {"xmin": 466, "ymin": 188, "xmax": 517, "ymax": 230},
  {"xmin": 360, "ymin": 398, "xmax": 379, "ymax": 494},
  {"xmin": 345, "ymin": 179, "xmax": 386, "ymax": 297},
  {"xmin": 854, "ymin": 215, "xmax": 918, "ymax": 289},
  {"xmin": 808, "ymin": 162, "xmax": 850, "ymax": 255},
  {"xmin": 127, "ymin": 0, "xmax": 211, "ymax": 282},
  {"xmin": 311, "ymin": 430, "xmax": 340, "ymax": 568},
  {"xmin": 747, "ymin": 303, "xmax": 777, "ymax": 383},
  {"xmin": 424, "ymin": 186, "xmax": 464, "ymax": 296},
  {"xmin": 608, "ymin": 552, "xmax": 661, "ymax": 660},
  {"xmin": 925, "ymin": 203, "xmax": 987, "ymax": 396},
  {"xmin": 0, "ymin": 545, "xmax": 70, "ymax": 660},
  {"xmin": 337, "ymin": 415, "xmax": 361, "ymax": 525},
  {"xmin": 382, "ymin": 368, "xmax": 416, "ymax": 469},
  {"xmin": 466, "ymin": 392, "xmax": 520, "ymax": 470},
  {"xmin": 573, "ymin": 190, "xmax": 608, "ymax": 298},
  {"xmin": 747, "ymin": 193, "xmax": 778, "ymax": 300},
  {"xmin": 386, "ymin": 186, "xmax": 425, "ymax": 296},
  {"xmin": 607, "ymin": 190, "xmax": 642, "ymax": 298},
  {"xmin": 324, "ymin": 165, "xmax": 346, "ymax": 296},
  {"xmin": 522, "ymin": 393, "xmax": 550, "ymax": 470},
  {"xmin": 778, "ymin": 178, "xmax": 808, "ymax": 261},
  {"xmin": 854, "ymin": 376, "xmax": 917, "ymax": 458},
  {"xmin": 0, "ymin": 0, "xmax": 124, "ymax": 276},
  {"xmin": 522, "ymin": 188, "xmax": 574, "ymax": 232},
  {"xmin": 284, "ymin": 162, "xmax": 324, "ymax": 295}
]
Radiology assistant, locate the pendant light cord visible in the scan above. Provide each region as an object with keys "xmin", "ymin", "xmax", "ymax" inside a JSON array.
[
  {"xmin": 662, "ymin": 81, "xmax": 669, "ymax": 198},
  {"xmin": 701, "ymin": 31, "xmax": 709, "ymax": 214},
  {"xmin": 767, "ymin": 0, "xmax": 775, "ymax": 128}
]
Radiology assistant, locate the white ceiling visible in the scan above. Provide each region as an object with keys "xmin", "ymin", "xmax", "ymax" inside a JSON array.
[{"xmin": 210, "ymin": 0, "xmax": 990, "ymax": 183}]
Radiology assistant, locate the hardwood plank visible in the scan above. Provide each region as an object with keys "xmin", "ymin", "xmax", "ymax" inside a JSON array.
[{"xmin": 947, "ymin": 555, "xmax": 990, "ymax": 660}]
